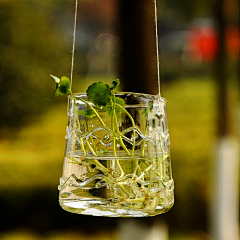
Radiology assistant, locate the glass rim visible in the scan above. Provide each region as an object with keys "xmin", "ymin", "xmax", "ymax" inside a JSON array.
[{"xmin": 70, "ymin": 92, "xmax": 166, "ymax": 102}]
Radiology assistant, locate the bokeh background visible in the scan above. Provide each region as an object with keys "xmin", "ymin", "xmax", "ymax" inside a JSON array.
[{"xmin": 0, "ymin": 0, "xmax": 239, "ymax": 239}]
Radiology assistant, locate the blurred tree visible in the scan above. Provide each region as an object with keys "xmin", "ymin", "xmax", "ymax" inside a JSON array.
[
  {"xmin": 0, "ymin": 0, "xmax": 69, "ymax": 131},
  {"xmin": 117, "ymin": 0, "xmax": 158, "ymax": 94},
  {"xmin": 162, "ymin": 0, "xmax": 212, "ymax": 20},
  {"xmin": 210, "ymin": 0, "xmax": 239, "ymax": 239}
]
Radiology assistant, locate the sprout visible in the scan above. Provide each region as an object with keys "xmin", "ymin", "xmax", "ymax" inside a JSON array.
[
  {"xmin": 58, "ymin": 76, "xmax": 72, "ymax": 95},
  {"xmin": 103, "ymin": 97, "xmax": 125, "ymax": 116},
  {"xmin": 47, "ymin": 75, "xmax": 72, "ymax": 99},
  {"xmin": 86, "ymin": 81, "xmax": 111, "ymax": 108},
  {"xmin": 77, "ymin": 109, "xmax": 96, "ymax": 118},
  {"xmin": 109, "ymin": 79, "xmax": 120, "ymax": 90},
  {"xmin": 143, "ymin": 101, "xmax": 154, "ymax": 117}
]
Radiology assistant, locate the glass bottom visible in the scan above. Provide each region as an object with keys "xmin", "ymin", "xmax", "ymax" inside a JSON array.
[
  {"xmin": 59, "ymin": 198, "xmax": 174, "ymax": 217},
  {"xmin": 59, "ymin": 155, "xmax": 174, "ymax": 217}
]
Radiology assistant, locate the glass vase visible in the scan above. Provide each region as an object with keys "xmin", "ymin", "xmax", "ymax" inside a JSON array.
[{"xmin": 58, "ymin": 92, "xmax": 174, "ymax": 217}]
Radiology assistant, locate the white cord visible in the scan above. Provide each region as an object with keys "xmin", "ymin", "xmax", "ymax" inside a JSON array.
[
  {"xmin": 154, "ymin": 0, "xmax": 161, "ymax": 97},
  {"xmin": 71, "ymin": 0, "xmax": 161, "ymax": 97},
  {"xmin": 70, "ymin": 0, "xmax": 78, "ymax": 89}
]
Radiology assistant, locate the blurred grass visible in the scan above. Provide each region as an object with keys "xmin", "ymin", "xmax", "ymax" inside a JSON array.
[
  {"xmin": 163, "ymin": 77, "xmax": 217, "ymax": 198},
  {"xmin": 0, "ymin": 103, "xmax": 67, "ymax": 188}
]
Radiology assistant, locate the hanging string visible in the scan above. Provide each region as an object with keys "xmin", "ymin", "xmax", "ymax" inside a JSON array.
[
  {"xmin": 70, "ymin": 0, "xmax": 78, "ymax": 89},
  {"xmin": 153, "ymin": 0, "xmax": 161, "ymax": 97},
  {"xmin": 70, "ymin": 0, "xmax": 160, "ymax": 97}
]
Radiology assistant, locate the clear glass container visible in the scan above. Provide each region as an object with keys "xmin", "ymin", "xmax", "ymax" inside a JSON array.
[{"xmin": 58, "ymin": 92, "xmax": 174, "ymax": 217}]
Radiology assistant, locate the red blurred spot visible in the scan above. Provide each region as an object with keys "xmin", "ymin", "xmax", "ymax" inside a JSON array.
[
  {"xmin": 186, "ymin": 23, "xmax": 239, "ymax": 62},
  {"xmin": 187, "ymin": 26, "xmax": 219, "ymax": 62},
  {"xmin": 226, "ymin": 25, "xmax": 240, "ymax": 60}
]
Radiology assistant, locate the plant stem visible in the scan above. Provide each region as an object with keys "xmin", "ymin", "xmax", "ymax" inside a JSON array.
[
  {"xmin": 139, "ymin": 164, "xmax": 153, "ymax": 179},
  {"xmin": 86, "ymin": 121, "xmax": 98, "ymax": 154},
  {"xmin": 115, "ymin": 120, "xmax": 130, "ymax": 155},
  {"xmin": 116, "ymin": 103, "xmax": 136, "ymax": 156},
  {"xmin": 74, "ymin": 97, "xmax": 86, "ymax": 155},
  {"xmin": 133, "ymin": 160, "xmax": 139, "ymax": 175},
  {"xmin": 76, "ymin": 97, "xmax": 106, "ymax": 126},
  {"xmin": 111, "ymin": 97, "xmax": 125, "ymax": 178},
  {"xmin": 111, "ymin": 97, "xmax": 130, "ymax": 156},
  {"xmin": 93, "ymin": 159, "xmax": 110, "ymax": 173},
  {"xmin": 141, "ymin": 139, "xmax": 146, "ymax": 157},
  {"xmin": 117, "ymin": 184, "xmax": 130, "ymax": 197},
  {"xmin": 111, "ymin": 99, "xmax": 117, "ymax": 157},
  {"xmin": 73, "ymin": 96, "xmax": 110, "ymax": 173}
]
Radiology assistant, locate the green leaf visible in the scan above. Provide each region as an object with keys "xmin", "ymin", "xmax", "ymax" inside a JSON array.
[
  {"xmin": 149, "ymin": 101, "xmax": 153, "ymax": 112},
  {"xmin": 77, "ymin": 109, "xmax": 96, "ymax": 118},
  {"xmin": 58, "ymin": 76, "xmax": 72, "ymax": 95},
  {"xmin": 109, "ymin": 79, "xmax": 120, "ymax": 90},
  {"xmin": 50, "ymin": 74, "xmax": 60, "ymax": 84},
  {"xmin": 143, "ymin": 108, "xmax": 148, "ymax": 117},
  {"xmin": 86, "ymin": 81, "xmax": 111, "ymax": 107},
  {"xmin": 47, "ymin": 75, "xmax": 72, "ymax": 99},
  {"xmin": 103, "ymin": 97, "xmax": 125, "ymax": 116},
  {"xmin": 142, "ymin": 101, "xmax": 154, "ymax": 116}
]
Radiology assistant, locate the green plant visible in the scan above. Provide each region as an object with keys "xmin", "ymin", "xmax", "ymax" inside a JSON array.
[
  {"xmin": 50, "ymin": 75, "xmax": 173, "ymax": 214},
  {"xmin": 49, "ymin": 75, "xmax": 132, "ymax": 157}
]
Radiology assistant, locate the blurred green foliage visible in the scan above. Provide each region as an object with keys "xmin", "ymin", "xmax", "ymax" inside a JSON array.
[
  {"xmin": 161, "ymin": 0, "xmax": 213, "ymax": 19},
  {"xmin": 164, "ymin": 78, "xmax": 217, "ymax": 230},
  {"xmin": 0, "ymin": 1, "xmax": 69, "ymax": 129}
]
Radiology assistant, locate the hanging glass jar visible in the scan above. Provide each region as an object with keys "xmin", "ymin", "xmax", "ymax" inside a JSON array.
[{"xmin": 58, "ymin": 92, "xmax": 174, "ymax": 217}]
